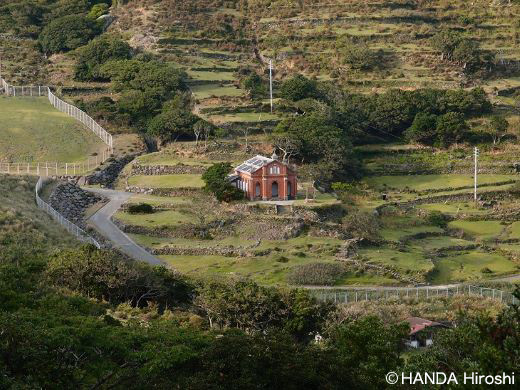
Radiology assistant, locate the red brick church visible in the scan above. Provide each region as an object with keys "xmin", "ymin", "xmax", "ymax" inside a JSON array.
[{"xmin": 229, "ymin": 154, "xmax": 297, "ymax": 200}]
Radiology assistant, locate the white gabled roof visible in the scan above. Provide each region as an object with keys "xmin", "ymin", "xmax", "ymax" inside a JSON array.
[{"xmin": 235, "ymin": 155, "xmax": 274, "ymax": 174}]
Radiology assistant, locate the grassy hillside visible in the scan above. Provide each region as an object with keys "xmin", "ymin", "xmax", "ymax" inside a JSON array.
[
  {"xmin": 0, "ymin": 174, "xmax": 76, "ymax": 253},
  {"xmin": 0, "ymin": 97, "xmax": 103, "ymax": 163}
]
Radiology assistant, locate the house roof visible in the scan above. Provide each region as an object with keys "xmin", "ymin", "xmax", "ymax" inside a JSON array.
[
  {"xmin": 235, "ymin": 155, "xmax": 275, "ymax": 174},
  {"xmin": 406, "ymin": 317, "xmax": 443, "ymax": 335}
]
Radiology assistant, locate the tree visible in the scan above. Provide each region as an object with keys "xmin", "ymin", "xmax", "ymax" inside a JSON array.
[
  {"xmin": 404, "ymin": 112, "xmax": 439, "ymax": 145},
  {"xmin": 339, "ymin": 38, "xmax": 379, "ymax": 70},
  {"xmin": 147, "ymin": 95, "xmax": 199, "ymax": 145},
  {"xmin": 201, "ymin": 163, "xmax": 243, "ymax": 202},
  {"xmin": 430, "ymin": 30, "xmax": 462, "ymax": 60},
  {"xmin": 328, "ymin": 317, "xmax": 409, "ymax": 389},
  {"xmin": 434, "ymin": 112, "xmax": 468, "ymax": 147},
  {"xmin": 193, "ymin": 120, "xmax": 214, "ymax": 149},
  {"xmin": 274, "ymin": 114, "xmax": 361, "ymax": 186},
  {"xmin": 38, "ymin": 15, "xmax": 99, "ymax": 54},
  {"xmin": 488, "ymin": 115, "xmax": 509, "ymax": 145},
  {"xmin": 452, "ymin": 39, "xmax": 481, "ymax": 71},
  {"xmin": 280, "ymin": 74, "xmax": 319, "ymax": 101},
  {"xmin": 271, "ymin": 133, "xmax": 302, "ymax": 163},
  {"xmin": 242, "ymin": 73, "xmax": 267, "ymax": 100},
  {"xmin": 74, "ymin": 36, "xmax": 132, "ymax": 81}
]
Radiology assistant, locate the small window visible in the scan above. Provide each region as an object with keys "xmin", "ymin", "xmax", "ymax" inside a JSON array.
[{"xmin": 270, "ymin": 165, "xmax": 280, "ymax": 174}]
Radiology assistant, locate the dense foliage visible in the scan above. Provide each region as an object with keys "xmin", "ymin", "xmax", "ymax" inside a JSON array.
[
  {"xmin": 1, "ymin": 179, "xmax": 519, "ymax": 388},
  {"xmin": 202, "ymin": 162, "xmax": 243, "ymax": 202},
  {"xmin": 38, "ymin": 14, "xmax": 100, "ymax": 54}
]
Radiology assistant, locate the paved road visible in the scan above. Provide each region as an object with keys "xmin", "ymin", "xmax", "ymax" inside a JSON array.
[{"xmin": 84, "ymin": 187, "xmax": 164, "ymax": 266}]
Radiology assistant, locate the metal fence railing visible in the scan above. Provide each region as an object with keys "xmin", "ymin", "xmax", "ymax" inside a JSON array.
[
  {"xmin": 35, "ymin": 177, "xmax": 100, "ymax": 248},
  {"xmin": 311, "ymin": 285, "xmax": 518, "ymax": 305},
  {"xmin": 0, "ymin": 76, "xmax": 113, "ymax": 175},
  {"xmin": 0, "ymin": 156, "xmax": 110, "ymax": 176},
  {"xmin": 1, "ymin": 76, "xmax": 113, "ymax": 151}
]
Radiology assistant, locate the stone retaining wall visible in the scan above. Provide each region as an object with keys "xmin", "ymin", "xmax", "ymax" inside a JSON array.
[
  {"xmin": 85, "ymin": 154, "xmax": 136, "ymax": 188},
  {"xmin": 131, "ymin": 163, "xmax": 206, "ymax": 176},
  {"xmin": 49, "ymin": 182, "xmax": 102, "ymax": 229},
  {"xmin": 124, "ymin": 186, "xmax": 202, "ymax": 197}
]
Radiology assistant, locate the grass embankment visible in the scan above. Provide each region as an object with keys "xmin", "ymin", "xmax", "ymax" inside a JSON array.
[
  {"xmin": 0, "ymin": 97, "xmax": 103, "ymax": 163},
  {"xmin": 0, "ymin": 174, "xmax": 76, "ymax": 249}
]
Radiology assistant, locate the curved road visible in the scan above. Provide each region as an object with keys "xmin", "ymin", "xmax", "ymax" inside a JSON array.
[{"xmin": 84, "ymin": 187, "xmax": 164, "ymax": 266}]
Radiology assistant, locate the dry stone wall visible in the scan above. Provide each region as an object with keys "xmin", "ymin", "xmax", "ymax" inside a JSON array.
[
  {"xmin": 49, "ymin": 182, "xmax": 102, "ymax": 229},
  {"xmin": 131, "ymin": 163, "xmax": 206, "ymax": 175}
]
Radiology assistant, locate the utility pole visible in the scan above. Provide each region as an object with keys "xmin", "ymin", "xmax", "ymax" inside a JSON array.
[
  {"xmin": 474, "ymin": 147, "xmax": 479, "ymax": 202},
  {"xmin": 269, "ymin": 59, "xmax": 273, "ymax": 113}
]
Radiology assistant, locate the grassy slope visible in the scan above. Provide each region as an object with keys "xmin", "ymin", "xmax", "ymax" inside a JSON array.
[
  {"xmin": 0, "ymin": 97, "xmax": 102, "ymax": 163},
  {"xmin": 0, "ymin": 174, "xmax": 76, "ymax": 248}
]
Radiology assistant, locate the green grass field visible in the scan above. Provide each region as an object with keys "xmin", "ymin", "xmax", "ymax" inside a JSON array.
[
  {"xmin": 430, "ymin": 251, "xmax": 517, "ymax": 284},
  {"xmin": 128, "ymin": 174, "xmax": 204, "ymax": 188},
  {"xmin": 191, "ymin": 84, "xmax": 244, "ymax": 99},
  {"xmin": 208, "ymin": 112, "xmax": 280, "ymax": 123},
  {"xmin": 0, "ymin": 97, "xmax": 103, "ymax": 163},
  {"xmin": 114, "ymin": 210, "xmax": 193, "ymax": 227},
  {"xmin": 448, "ymin": 220, "xmax": 505, "ymax": 241}
]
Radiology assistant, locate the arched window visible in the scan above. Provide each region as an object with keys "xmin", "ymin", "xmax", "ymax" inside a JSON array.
[
  {"xmin": 255, "ymin": 182, "xmax": 261, "ymax": 197},
  {"xmin": 272, "ymin": 181, "xmax": 279, "ymax": 198},
  {"xmin": 287, "ymin": 181, "xmax": 292, "ymax": 197}
]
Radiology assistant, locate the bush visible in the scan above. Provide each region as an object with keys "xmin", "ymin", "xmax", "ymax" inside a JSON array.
[
  {"xmin": 280, "ymin": 74, "xmax": 319, "ymax": 101},
  {"xmin": 343, "ymin": 211, "xmax": 381, "ymax": 241},
  {"xmin": 74, "ymin": 35, "xmax": 132, "ymax": 81},
  {"xmin": 202, "ymin": 163, "xmax": 243, "ymax": 202},
  {"xmin": 38, "ymin": 15, "xmax": 99, "ymax": 54},
  {"xmin": 427, "ymin": 210, "xmax": 450, "ymax": 228},
  {"xmin": 128, "ymin": 203, "xmax": 154, "ymax": 214},
  {"xmin": 287, "ymin": 262, "xmax": 347, "ymax": 286}
]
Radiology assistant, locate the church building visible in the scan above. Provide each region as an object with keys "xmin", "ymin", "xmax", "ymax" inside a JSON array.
[{"xmin": 229, "ymin": 154, "xmax": 297, "ymax": 201}]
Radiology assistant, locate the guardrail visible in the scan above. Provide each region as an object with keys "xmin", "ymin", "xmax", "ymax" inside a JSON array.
[
  {"xmin": 35, "ymin": 177, "xmax": 100, "ymax": 248},
  {"xmin": 311, "ymin": 285, "xmax": 517, "ymax": 305}
]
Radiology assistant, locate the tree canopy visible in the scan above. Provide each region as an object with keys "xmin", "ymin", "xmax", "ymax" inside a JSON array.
[{"xmin": 38, "ymin": 14, "xmax": 99, "ymax": 54}]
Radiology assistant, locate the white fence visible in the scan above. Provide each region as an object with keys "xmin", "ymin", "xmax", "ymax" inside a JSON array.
[
  {"xmin": 0, "ymin": 155, "xmax": 110, "ymax": 176},
  {"xmin": 1, "ymin": 76, "xmax": 113, "ymax": 152},
  {"xmin": 35, "ymin": 177, "xmax": 100, "ymax": 248},
  {"xmin": 312, "ymin": 285, "xmax": 518, "ymax": 305}
]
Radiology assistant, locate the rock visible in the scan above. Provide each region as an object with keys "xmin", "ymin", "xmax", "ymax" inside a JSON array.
[
  {"xmin": 49, "ymin": 182, "xmax": 102, "ymax": 229},
  {"xmin": 85, "ymin": 155, "xmax": 136, "ymax": 188}
]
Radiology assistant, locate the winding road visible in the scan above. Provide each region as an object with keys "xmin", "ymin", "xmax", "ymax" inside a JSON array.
[{"xmin": 84, "ymin": 187, "xmax": 164, "ymax": 266}]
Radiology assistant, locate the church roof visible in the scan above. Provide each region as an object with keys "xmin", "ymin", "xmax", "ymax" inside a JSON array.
[{"xmin": 235, "ymin": 155, "xmax": 275, "ymax": 174}]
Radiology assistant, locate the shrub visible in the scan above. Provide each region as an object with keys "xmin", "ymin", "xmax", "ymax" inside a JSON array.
[
  {"xmin": 280, "ymin": 74, "xmax": 319, "ymax": 101},
  {"xmin": 343, "ymin": 211, "xmax": 381, "ymax": 241},
  {"xmin": 128, "ymin": 203, "xmax": 154, "ymax": 214},
  {"xmin": 427, "ymin": 211, "xmax": 450, "ymax": 228},
  {"xmin": 74, "ymin": 36, "xmax": 132, "ymax": 81},
  {"xmin": 38, "ymin": 15, "xmax": 99, "ymax": 54},
  {"xmin": 287, "ymin": 262, "xmax": 347, "ymax": 286},
  {"xmin": 202, "ymin": 163, "xmax": 243, "ymax": 202}
]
